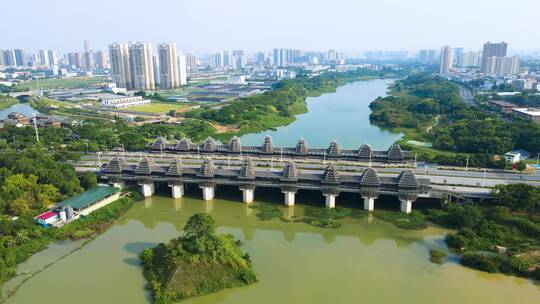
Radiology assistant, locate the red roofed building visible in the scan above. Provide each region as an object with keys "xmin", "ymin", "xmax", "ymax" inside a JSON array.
[{"xmin": 35, "ymin": 211, "xmax": 59, "ymax": 227}]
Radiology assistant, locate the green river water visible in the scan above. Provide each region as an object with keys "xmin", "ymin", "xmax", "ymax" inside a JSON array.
[{"xmin": 2, "ymin": 79, "xmax": 539, "ymax": 303}]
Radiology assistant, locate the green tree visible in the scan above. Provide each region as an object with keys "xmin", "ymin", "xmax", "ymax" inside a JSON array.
[
  {"xmin": 79, "ymin": 172, "xmax": 97, "ymax": 190},
  {"xmin": 516, "ymin": 161, "xmax": 526, "ymax": 171}
]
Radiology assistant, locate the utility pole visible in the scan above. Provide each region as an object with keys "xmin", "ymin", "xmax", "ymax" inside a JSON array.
[
  {"xmin": 97, "ymin": 151, "xmax": 102, "ymax": 167},
  {"xmin": 369, "ymin": 152, "xmax": 372, "ymax": 168},
  {"xmin": 466, "ymin": 155, "xmax": 469, "ymax": 170},
  {"xmin": 32, "ymin": 113, "xmax": 39, "ymax": 143}
]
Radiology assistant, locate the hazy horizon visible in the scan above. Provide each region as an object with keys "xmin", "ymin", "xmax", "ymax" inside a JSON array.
[{"xmin": 2, "ymin": 0, "xmax": 539, "ymax": 54}]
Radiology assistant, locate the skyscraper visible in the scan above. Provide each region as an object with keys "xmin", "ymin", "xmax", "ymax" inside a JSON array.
[
  {"xmin": 152, "ymin": 55, "xmax": 160, "ymax": 87},
  {"xmin": 232, "ymin": 50, "xmax": 246, "ymax": 70},
  {"xmin": 177, "ymin": 53, "xmax": 187, "ymax": 86},
  {"xmin": 209, "ymin": 51, "xmax": 223, "ymax": 69},
  {"xmin": 38, "ymin": 50, "xmax": 49, "ymax": 66},
  {"xmin": 4, "ymin": 49, "xmax": 16, "ymax": 66},
  {"xmin": 158, "ymin": 42, "xmax": 179, "ymax": 89},
  {"xmin": 0, "ymin": 50, "xmax": 4, "ymax": 66},
  {"xmin": 67, "ymin": 52, "xmax": 83, "ymax": 69},
  {"xmin": 185, "ymin": 53, "xmax": 198, "ymax": 70},
  {"xmin": 481, "ymin": 41, "xmax": 508, "ymax": 73},
  {"xmin": 109, "ymin": 43, "xmax": 132, "ymax": 89},
  {"xmin": 223, "ymin": 51, "xmax": 232, "ymax": 67},
  {"xmin": 486, "ymin": 56, "xmax": 519, "ymax": 75},
  {"xmin": 273, "ymin": 48, "xmax": 286, "ymax": 67},
  {"xmin": 84, "ymin": 40, "xmax": 94, "ymax": 71},
  {"xmin": 14, "ymin": 49, "xmax": 26, "ymax": 67},
  {"xmin": 47, "ymin": 50, "xmax": 57, "ymax": 66},
  {"xmin": 439, "ymin": 45, "xmax": 454, "ymax": 74},
  {"xmin": 95, "ymin": 51, "xmax": 108, "ymax": 69},
  {"xmin": 128, "ymin": 42, "xmax": 155, "ymax": 91}
]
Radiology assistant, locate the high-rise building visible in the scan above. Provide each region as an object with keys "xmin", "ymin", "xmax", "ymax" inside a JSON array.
[
  {"xmin": 95, "ymin": 51, "xmax": 108, "ymax": 69},
  {"xmin": 4, "ymin": 49, "xmax": 16, "ymax": 66},
  {"xmin": 439, "ymin": 45, "xmax": 454, "ymax": 74},
  {"xmin": 457, "ymin": 51, "xmax": 481, "ymax": 67},
  {"xmin": 152, "ymin": 55, "xmax": 160, "ymax": 87},
  {"xmin": 38, "ymin": 50, "xmax": 49, "ymax": 66},
  {"xmin": 158, "ymin": 42, "xmax": 179, "ymax": 89},
  {"xmin": 185, "ymin": 52, "xmax": 198, "ymax": 70},
  {"xmin": 327, "ymin": 50, "xmax": 337, "ymax": 64},
  {"xmin": 0, "ymin": 50, "xmax": 4, "ymax": 66},
  {"xmin": 481, "ymin": 41, "xmax": 508, "ymax": 73},
  {"xmin": 273, "ymin": 48, "xmax": 285, "ymax": 67},
  {"xmin": 14, "ymin": 49, "xmax": 26, "ymax": 67},
  {"xmin": 128, "ymin": 42, "xmax": 155, "ymax": 91},
  {"xmin": 486, "ymin": 56, "xmax": 519, "ymax": 75},
  {"xmin": 47, "ymin": 50, "xmax": 57, "ymax": 66},
  {"xmin": 177, "ymin": 53, "xmax": 187, "ymax": 86},
  {"xmin": 209, "ymin": 51, "xmax": 223, "ymax": 69},
  {"xmin": 232, "ymin": 50, "xmax": 246, "ymax": 70},
  {"xmin": 109, "ymin": 43, "xmax": 132, "ymax": 89},
  {"xmin": 223, "ymin": 51, "xmax": 232, "ymax": 67},
  {"xmin": 68, "ymin": 52, "xmax": 83, "ymax": 69},
  {"xmin": 84, "ymin": 40, "xmax": 94, "ymax": 71}
]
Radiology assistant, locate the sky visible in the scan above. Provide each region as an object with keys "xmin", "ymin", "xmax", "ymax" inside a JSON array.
[{"xmin": 2, "ymin": 0, "xmax": 538, "ymax": 54}]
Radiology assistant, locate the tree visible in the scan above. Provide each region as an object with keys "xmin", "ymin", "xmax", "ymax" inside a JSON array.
[
  {"xmin": 516, "ymin": 161, "xmax": 527, "ymax": 172},
  {"xmin": 183, "ymin": 213, "xmax": 216, "ymax": 239},
  {"xmin": 79, "ymin": 172, "xmax": 97, "ymax": 190},
  {"xmin": 0, "ymin": 174, "xmax": 59, "ymax": 215}
]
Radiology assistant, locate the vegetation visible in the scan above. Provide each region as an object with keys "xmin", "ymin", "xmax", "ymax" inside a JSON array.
[
  {"xmin": 0, "ymin": 94, "xmax": 18, "ymax": 111},
  {"xmin": 373, "ymin": 209, "xmax": 428, "ymax": 230},
  {"xmin": 429, "ymin": 249, "xmax": 446, "ymax": 264},
  {"xmin": 125, "ymin": 102, "xmax": 187, "ymax": 114},
  {"xmin": 249, "ymin": 204, "xmax": 284, "ymax": 220},
  {"xmin": 185, "ymin": 69, "xmax": 403, "ymax": 136},
  {"xmin": 369, "ymin": 74, "xmax": 540, "ymax": 167},
  {"xmin": 424, "ymin": 184, "xmax": 540, "ymax": 279},
  {"xmin": 0, "ymin": 196, "xmax": 133, "ymax": 285},
  {"xmin": 140, "ymin": 213, "xmax": 257, "ymax": 304},
  {"xmin": 12, "ymin": 76, "xmax": 109, "ymax": 91}
]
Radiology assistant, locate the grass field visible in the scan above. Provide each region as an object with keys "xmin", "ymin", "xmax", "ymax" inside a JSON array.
[
  {"xmin": 16, "ymin": 76, "xmax": 109, "ymax": 90},
  {"xmin": 125, "ymin": 102, "xmax": 188, "ymax": 114}
]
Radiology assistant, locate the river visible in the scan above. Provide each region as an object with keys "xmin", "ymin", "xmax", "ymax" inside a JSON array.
[
  {"xmin": 4, "ymin": 190, "xmax": 539, "ymax": 304},
  {"xmin": 3, "ymin": 80, "xmax": 539, "ymax": 303},
  {"xmin": 239, "ymin": 78, "xmax": 402, "ymax": 150},
  {"xmin": 0, "ymin": 103, "xmax": 42, "ymax": 119}
]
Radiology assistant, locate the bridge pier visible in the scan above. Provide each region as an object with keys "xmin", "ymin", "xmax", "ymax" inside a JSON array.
[
  {"xmin": 324, "ymin": 194, "xmax": 336, "ymax": 208},
  {"xmin": 140, "ymin": 182, "xmax": 155, "ymax": 197},
  {"xmin": 363, "ymin": 196, "xmax": 376, "ymax": 211},
  {"xmin": 169, "ymin": 184, "xmax": 184, "ymax": 199},
  {"xmin": 399, "ymin": 199, "xmax": 413, "ymax": 214},
  {"xmin": 282, "ymin": 191, "xmax": 296, "ymax": 206},
  {"xmin": 242, "ymin": 189, "xmax": 255, "ymax": 204},
  {"xmin": 200, "ymin": 186, "xmax": 215, "ymax": 201}
]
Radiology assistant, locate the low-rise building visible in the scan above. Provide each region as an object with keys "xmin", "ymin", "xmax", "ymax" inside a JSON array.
[
  {"xmin": 489, "ymin": 100, "xmax": 518, "ymax": 113},
  {"xmin": 503, "ymin": 149, "xmax": 530, "ymax": 164},
  {"xmin": 101, "ymin": 95, "xmax": 151, "ymax": 109},
  {"xmin": 512, "ymin": 108, "xmax": 540, "ymax": 123}
]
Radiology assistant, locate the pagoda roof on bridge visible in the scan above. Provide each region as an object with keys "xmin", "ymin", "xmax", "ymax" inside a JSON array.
[
  {"xmin": 134, "ymin": 157, "xmax": 156, "ymax": 175},
  {"xmin": 357, "ymin": 144, "xmax": 372, "ymax": 159},
  {"xmin": 261, "ymin": 135, "xmax": 274, "ymax": 154},
  {"xmin": 104, "ymin": 157, "xmax": 125, "ymax": 173},
  {"xmin": 387, "ymin": 144, "xmax": 404, "ymax": 160},
  {"xmin": 359, "ymin": 168, "xmax": 381, "ymax": 187},
  {"xmin": 239, "ymin": 157, "xmax": 255, "ymax": 179},
  {"xmin": 166, "ymin": 158, "xmax": 183, "ymax": 176},
  {"xmin": 295, "ymin": 138, "xmax": 308, "ymax": 154},
  {"xmin": 149, "ymin": 137, "xmax": 168, "ymax": 150},
  {"xmin": 322, "ymin": 163, "xmax": 340, "ymax": 184},
  {"xmin": 397, "ymin": 170, "xmax": 418, "ymax": 188},
  {"xmin": 327, "ymin": 141, "xmax": 341, "ymax": 156},
  {"xmin": 175, "ymin": 138, "xmax": 193, "ymax": 151},
  {"xmin": 281, "ymin": 161, "xmax": 298, "ymax": 181},
  {"xmin": 229, "ymin": 136, "xmax": 242, "ymax": 152},
  {"xmin": 198, "ymin": 157, "xmax": 215, "ymax": 177},
  {"xmin": 202, "ymin": 137, "xmax": 217, "ymax": 152}
]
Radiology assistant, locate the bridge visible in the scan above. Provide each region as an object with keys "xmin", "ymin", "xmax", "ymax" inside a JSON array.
[
  {"xmin": 99, "ymin": 154, "xmax": 430, "ymax": 214},
  {"xmin": 145, "ymin": 136, "xmax": 414, "ymax": 163}
]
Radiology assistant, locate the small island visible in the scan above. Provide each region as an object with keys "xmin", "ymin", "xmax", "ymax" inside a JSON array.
[{"xmin": 140, "ymin": 213, "xmax": 257, "ymax": 303}]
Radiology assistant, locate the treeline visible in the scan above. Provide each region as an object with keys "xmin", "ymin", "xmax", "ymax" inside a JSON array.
[
  {"xmin": 425, "ymin": 183, "xmax": 540, "ymax": 279},
  {"xmin": 185, "ymin": 69, "xmax": 402, "ymax": 134},
  {"xmin": 0, "ymin": 94, "xmax": 18, "ymax": 110},
  {"xmin": 369, "ymin": 74, "xmax": 540, "ymax": 167}
]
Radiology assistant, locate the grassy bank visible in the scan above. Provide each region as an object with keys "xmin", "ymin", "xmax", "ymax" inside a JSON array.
[
  {"xmin": 0, "ymin": 95, "xmax": 18, "ymax": 111},
  {"xmin": 0, "ymin": 196, "xmax": 134, "ymax": 288}
]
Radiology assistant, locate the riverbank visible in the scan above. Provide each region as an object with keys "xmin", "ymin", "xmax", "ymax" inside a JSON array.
[
  {"xmin": 0, "ymin": 95, "xmax": 18, "ymax": 111},
  {"xmin": 0, "ymin": 195, "xmax": 135, "ymax": 299},
  {"xmin": 368, "ymin": 74, "xmax": 540, "ymax": 169},
  {"xmin": 185, "ymin": 69, "xmax": 406, "ymax": 142}
]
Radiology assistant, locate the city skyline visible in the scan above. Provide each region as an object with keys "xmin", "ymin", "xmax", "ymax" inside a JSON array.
[{"xmin": 1, "ymin": 0, "xmax": 539, "ymax": 53}]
